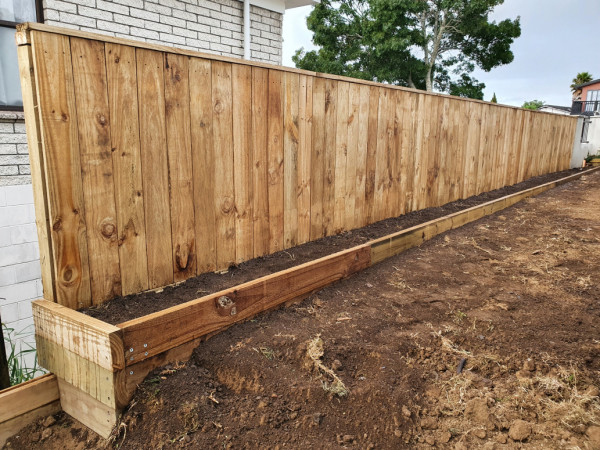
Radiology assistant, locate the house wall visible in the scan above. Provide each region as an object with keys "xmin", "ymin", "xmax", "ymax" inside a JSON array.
[
  {"xmin": 0, "ymin": 183, "xmax": 41, "ymax": 372},
  {"xmin": 42, "ymin": 0, "xmax": 283, "ymax": 64},
  {"xmin": 571, "ymin": 116, "xmax": 600, "ymax": 168},
  {"xmin": 580, "ymin": 81, "xmax": 600, "ymax": 103},
  {"xmin": 582, "ymin": 116, "xmax": 600, "ymax": 156}
]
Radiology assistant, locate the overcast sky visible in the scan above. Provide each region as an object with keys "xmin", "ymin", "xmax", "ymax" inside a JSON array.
[{"xmin": 282, "ymin": 0, "xmax": 600, "ymax": 107}]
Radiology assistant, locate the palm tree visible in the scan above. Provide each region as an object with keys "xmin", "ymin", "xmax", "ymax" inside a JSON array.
[{"xmin": 571, "ymin": 72, "xmax": 594, "ymax": 92}]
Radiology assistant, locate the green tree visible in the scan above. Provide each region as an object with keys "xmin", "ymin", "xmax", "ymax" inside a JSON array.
[
  {"xmin": 570, "ymin": 72, "xmax": 593, "ymax": 92},
  {"xmin": 294, "ymin": 0, "xmax": 521, "ymax": 99},
  {"xmin": 491, "ymin": 92, "xmax": 498, "ymax": 103},
  {"xmin": 522, "ymin": 99, "xmax": 544, "ymax": 110}
]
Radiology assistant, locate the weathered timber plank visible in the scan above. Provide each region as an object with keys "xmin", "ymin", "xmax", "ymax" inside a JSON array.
[
  {"xmin": 267, "ymin": 69, "xmax": 284, "ymax": 252},
  {"xmin": 333, "ymin": 81, "xmax": 349, "ymax": 233},
  {"xmin": 119, "ymin": 245, "xmax": 371, "ymax": 364},
  {"xmin": 412, "ymin": 94, "xmax": 428, "ymax": 211},
  {"xmin": 297, "ymin": 74, "xmax": 312, "ymax": 245},
  {"xmin": 164, "ymin": 53, "xmax": 197, "ymax": 281},
  {"xmin": 36, "ymin": 335, "xmax": 121, "ymax": 408},
  {"xmin": 0, "ymin": 374, "xmax": 59, "ymax": 424},
  {"xmin": 283, "ymin": 72, "xmax": 300, "ymax": 248},
  {"xmin": 105, "ymin": 43, "xmax": 149, "ymax": 296},
  {"xmin": 70, "ymin": 37, "xmax": 122, "ymax": 304},
  {"xmin": 16, "ymin": 37, "xmax": 56, "ymax": 302},
  {"xmin": 189, "ymin": 58, "xmax": 216, "ymax": 273},
  {"xmin": 232, "ymin": 64, "xmax": 254, "ymax": 263},
  {"xmin": 31, "ymin": 31, "xmax": 91, "ymax": 309},
  {"xmin": 345, "ymin": 83, "xmax": 360, "ymax": 229},
  {"xmin": 136, "ymin": 48, "xmax": 173, "ymax": 288},
  {"xmin": 57, "ymin": 377, "xmax": 118, "ymax": 439},
  {"xmin": 309, "ymin": 77, "xmax": 325, "ymax": 240},
  {"xmin": 212, "ymin": 61, "xmax": 236, "ymax": 269},
  {"xmin": 364, "ymin": 86, "xmax": 378, "ymax": 224},
  {"xmin": 354, "ymin": 84, "xmax": 369, "ymax": 228},
  {"xmin": 391, "ymin": 90, "xmax": 404, "ymax": 215},
  {"xmin": 251, "ymin": 67, "xmax": 270, "ymax": 257},
  {"xmin": 32, "ymin": 300, "xmax": 124, "ymax": 371},
  {"xmin": 374, "ymin": 88, "xmax": 389, "ymax": 221},
  {"xmin": 322, "ymin": 79, "xmax": 337, "ymax": 236}
]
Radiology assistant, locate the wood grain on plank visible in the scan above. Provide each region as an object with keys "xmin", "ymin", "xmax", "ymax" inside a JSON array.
[
  {"xmin": 136, "ymin": 48, "xmax": 173, "ymax": 288},
  {"xmin": 70, "ymin": 38, "xmax": 121, "ymax": 304},
  {"xmin": 16, "ymin": 40, "xmax": 56, "ymax": 301},
  {"xmin": 164, "ymin": 53, "xmax": 196, "ymax": 281},
  {"xmin": 310, "ymin": 77, "xmax": 325, "ymax": 240},
  {"xmin": 374, "ymin": 88, "xmax": 389, "ymax": 221},
  {"xmin": 354, "ymin": 85, "xmax": 369, "ymax": 227},
  {"xmin": 297, "ymin": 75, "xmax": 312, "ymax": 244},
  {"xmin": 105, "ymin": 43, "xmax": 149, "ymax": 296},
  {"xmin": 364, "ymin": 86, "xmax": 379, "ymax": 223},
  {"xmin": 232, "ymin": 64, "xmax": 254, "ymax": 263},
  {"xmin": 189, "ymin": 58, "xmax": 216, "ymax": 273},
  {"xmin": 345, "ymin": 83, "xmax": 360, "ymax": 228},
  {"xmin": 322, "ymin": 79, "xmax": 337, "ymax": 236},
  {"xmin": 32, "ymin": 299, "xmax": 124, "ymax": 371},
  {"xmin": 31, "ymin": 32, "xmax": 91, "ymax": 309},
  {"xmin": 267, "ymin": 70, "xmax": 284, "ymax": 252},
  {"xmin": 283, "ymin": 72, "xmax": 300, "ymax": 248},
  {"xmin": 212, "ymin": 61, "xmax": 236, "ymax": 269},
  {"xmin": 0, "ymin": 374, "xmax": 59, "ymax": 424},
  {"xmin": 251, "ymin": 67, "xmax": 270, "ymax": 257},
  {"xmin": 57, "ymin": 377, "xmax": 119, "ymax": 439}
]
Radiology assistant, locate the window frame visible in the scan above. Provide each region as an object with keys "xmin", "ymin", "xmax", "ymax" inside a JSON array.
[{"xmin": 0, "ymin": 0, "xmax": 44, "ymax": 111}]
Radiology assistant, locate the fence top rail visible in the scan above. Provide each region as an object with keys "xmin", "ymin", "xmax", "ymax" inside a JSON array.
[{"xmin": 16, "ymin": 22, "xmax": 576, "ymax": 120}]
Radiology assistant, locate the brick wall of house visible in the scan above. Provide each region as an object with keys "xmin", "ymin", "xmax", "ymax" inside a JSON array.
[
  {"xmin": 0, "ymin": 114, "xmax": 30, "ymax": 187},
  {"xmin": 0, "ymin": 183, "xmax": 42, "ymax": 373},
  {"xmin": 42, "ymin": 0, "xmax": 283, "ymax": 64}
]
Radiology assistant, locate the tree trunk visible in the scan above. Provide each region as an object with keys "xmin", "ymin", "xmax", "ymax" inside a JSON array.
[{"xmin": 425, "ymin": 66, "xmax": 433, "ymax": 91}]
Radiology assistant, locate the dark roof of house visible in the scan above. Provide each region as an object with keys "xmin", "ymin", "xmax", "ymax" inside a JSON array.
[
  {"xmin": 539, "ymin": 105, "xmax": 572, "ymax": 113},
  {"xmin": 573, "ymin": 78, "xmax": 600, "ymax": 89}
]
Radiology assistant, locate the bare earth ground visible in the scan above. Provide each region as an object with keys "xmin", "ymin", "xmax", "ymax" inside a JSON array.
[{"xmin": 6, "ymin": 170, "xmax": 600, "ymax": 450}]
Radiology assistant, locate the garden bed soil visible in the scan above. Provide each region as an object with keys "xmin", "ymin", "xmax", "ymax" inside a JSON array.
[
  {"xmin": 84, "ymin": 168, "xmax": 588, "ymax": 325},
  {"xmin": 6, "ymin": 170, "xmax": 600, "ymax": 449}
]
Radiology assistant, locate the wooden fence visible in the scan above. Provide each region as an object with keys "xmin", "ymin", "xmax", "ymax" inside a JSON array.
[{"xmin": 17, "ymin": 23, "xmax": 578, "ymax": 310}]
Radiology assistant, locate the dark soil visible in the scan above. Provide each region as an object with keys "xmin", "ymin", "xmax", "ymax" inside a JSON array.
[
  {"xmin": 6, "ymin": 169, "xmax": 600, "ymax": 450},
  {"xmin": 84, "ymin": 168, "xmax": 587, "ymax": 325}
]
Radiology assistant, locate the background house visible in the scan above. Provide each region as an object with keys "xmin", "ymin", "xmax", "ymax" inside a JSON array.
[
  {"xmin": 538, "ymin": 105, "xmax": 572, "ymax": 115},
  {"xmin": 0, "ymin": 0, "xmax": 313, "ymax": 373},
  {"xmin": 571, "ymin": 79, "xmax": 600, "ymax": 115}
]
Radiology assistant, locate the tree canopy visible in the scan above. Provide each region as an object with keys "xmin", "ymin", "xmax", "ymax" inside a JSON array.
[
  {"xmin": 293, "ymin": 0, "xmax": 521, "ymax": 99},
  {"xmin": 570, "ymin": 72, "xmax": 593, "ymax": 93},
  {"xmin": 522, "ymin": 99, "xmax": 544, "ymax": 110}
]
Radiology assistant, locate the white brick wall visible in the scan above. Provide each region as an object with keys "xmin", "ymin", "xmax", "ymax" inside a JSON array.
[
  {"xmin": 0, "ymin": 114, "xmax": 30, "ymax": 186},
  {"xmin": 42, "ymin": 0, "xmax": 283, "ymax": 64},
  {"xmin": 0, "ymin": 184, "xmax": 43, "ymax": 374}
]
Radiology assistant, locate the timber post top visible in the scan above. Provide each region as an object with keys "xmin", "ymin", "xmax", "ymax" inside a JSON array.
[{"xmin": 15, "ymin": 22, "xmax": 576, "ymax": 119}]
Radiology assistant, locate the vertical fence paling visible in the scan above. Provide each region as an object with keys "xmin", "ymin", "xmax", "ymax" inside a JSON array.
[{"xmin": 19, "ymin": 26, "xmax": 578, "ymax": 310}]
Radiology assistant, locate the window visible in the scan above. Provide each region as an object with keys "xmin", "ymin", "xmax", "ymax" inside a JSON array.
[
  {"xmin": 0, "ymin": 0, "xmax": 42, "ymax": 110},
  {"xmin": 581, "ymin": 118, "xmax": 590, "ymax": 143},
  {"xmin": 585, "ymin": 89, "xmax": 600, "ymax": 113}
]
